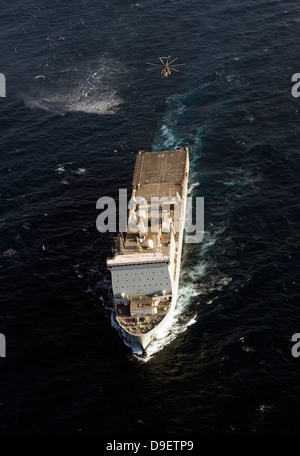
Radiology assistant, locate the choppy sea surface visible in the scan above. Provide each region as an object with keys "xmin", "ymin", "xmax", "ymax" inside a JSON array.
[{"xmin": 0, "ymin": 0, "xmax": 300, "ymax": 436}]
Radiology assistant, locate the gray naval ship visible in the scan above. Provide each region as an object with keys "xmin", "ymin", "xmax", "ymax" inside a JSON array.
[{"xmin": 107, "ymin": 147, "xmax": 189, "ymax": 350}]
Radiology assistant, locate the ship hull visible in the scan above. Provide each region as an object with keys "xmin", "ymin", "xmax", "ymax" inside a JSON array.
[
  {"xmin": 107, "ymin": 147, "xmax": 189, "ymax": 353},
  {"xmin": 119, "ymin": 167, "xmax": 188, "ymax": 351},
  {"xmin": 126, "ymin": 293, "xmax": 178, "ymax": 350}
]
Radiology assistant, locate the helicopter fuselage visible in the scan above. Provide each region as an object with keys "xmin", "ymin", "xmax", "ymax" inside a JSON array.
[
  {"xmin": 146, "ymin": 56, "xmax": 184, "ymax": 78},
  {"xmin": 161, "ymin": 67, "xmax": 171, "ymax": 77}
]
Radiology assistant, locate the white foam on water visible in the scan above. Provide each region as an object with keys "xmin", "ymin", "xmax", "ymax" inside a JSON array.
[
  {"xmin": 24, "ymin": 57, "xmax": 125, "ymax": 115},
  {"xmin": 257, "ymin": 404, "xmax": 273, "ymax": 413},
  {"xmin": 160, "ymin": 125, "xmax": 178, "ymax": 148},
  {"xmin": 74, "ymin": 167, "xmax": 86, "ymax": 175},
  {"xmin": 222, "ymin": 167, "xmax": 261, "ymax": 188},
  {"xmin": 27, "ymin": 89, "xmax": 122, "ymax": 115},
  {"xmin": 3, "ymin": 249, "xmax": 18, "ymax": 257},
  {"xmin": 188, "ymin": 181, "xmax": 200, "ymax": 194},
  {"xmin": 56, "ymin": 165, "xmax": 65, "ymax": 174},
  {"xmin": 152, "ymin": 93, "xmax": 187, "ymax": 152}
]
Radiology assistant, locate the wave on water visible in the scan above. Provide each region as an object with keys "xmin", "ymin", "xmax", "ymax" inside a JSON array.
[{"xmin": 23, "ymin": 57, "xmax": 125, "ymax": 115}]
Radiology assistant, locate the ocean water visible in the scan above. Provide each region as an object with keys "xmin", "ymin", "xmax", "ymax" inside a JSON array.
[{"xmin": 0, "ymin": 0, "xmax": 300, "ymax": 436}]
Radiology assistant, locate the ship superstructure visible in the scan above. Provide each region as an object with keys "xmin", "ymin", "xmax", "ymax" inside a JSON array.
[{"xmin": 107, "ymin": 147, "xmax": 189, "ymax": 350}]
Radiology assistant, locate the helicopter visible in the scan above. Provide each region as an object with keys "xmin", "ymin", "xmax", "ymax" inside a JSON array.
[{"xmin": 146, "ymin": 56, "xmax": 185, "ymax": 78}]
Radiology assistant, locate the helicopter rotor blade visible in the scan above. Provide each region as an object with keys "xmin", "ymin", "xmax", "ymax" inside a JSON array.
[
  {"xmin": 170, "ymin": 68, "xmax": 180, "ymax": 72},
  {"xmin": 146, "ymin": 62, "xmax": 162, "ymax": 66},
  {"xmin": 169, "ymin": 57, "xmax": 178, "ymax": 65},
  {"xmin": 170, "ymin": 63, "xmax": 186, "ymax": 67},
  {"xmin": 159, "ymin": 57, "xmax": 166, "ymax": 65},
  {"xmin": 146, "ymin": 68, "xmax": 160, "ymax": 71}
]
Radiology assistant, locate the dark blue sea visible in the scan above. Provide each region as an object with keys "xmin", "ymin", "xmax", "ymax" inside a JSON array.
[{"xmin": 0, "ymin": 0, "xmax": 300, "ymax": 436}]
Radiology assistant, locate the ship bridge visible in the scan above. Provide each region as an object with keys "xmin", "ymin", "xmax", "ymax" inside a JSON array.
[{"xmin": 107, "ymin": 232, "xmax": 176, "ymax": 296}]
